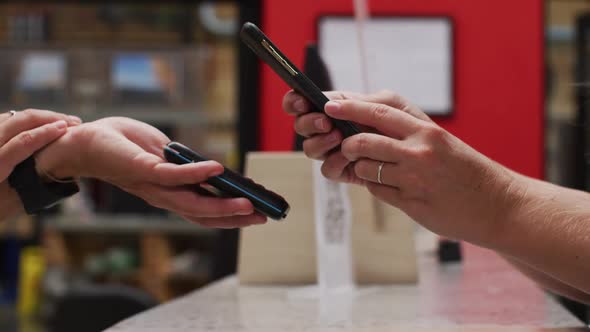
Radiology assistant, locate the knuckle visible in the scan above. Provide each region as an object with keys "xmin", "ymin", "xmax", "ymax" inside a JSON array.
[
  {"xmin": 353, "ymin": 160, "xmax": 367, "ymax": 177},
  {"xmin": 302, "ymin": 141, "xmax": 317, "ymax": 159},
  {"xmin": 21, "ymin": 109, "xmax": 39, "ymax": 120},
  {"xmin": 293, "ymin": 117, "xmax": 307, "ymax": 135},
  {"xmin": 409, "ymin": 145, "xmax": 435, "ymax": 161},
  {"xmin": 333, "ymin": 91, "xmax": 347, "ymax": 100},
  {"xmin": 356, "ymin": 135, "xmax": 369, "ymax": 151},
  {"xmin": 343, "ymin": 135, "xmax": 367, "ymax": 159},
  {"xmin": 422, "ymin": 124, "xmax": 445, "ymax": 141},
  {"xmin": 18, "ymin": 131, "xmax": 35, "ymax": 146},
  {"xmin": 378, "ymin": 89, "xmax": 398, "ymax": 101},
  {"xmin": 302, "ymin": 139, "xmax": 322, "ymax": 160},
  {"xmin": 370, "ymin": 104, "xmax": 390, "ymax": 122},
  {"xmin": 320, "ymin": 162, "xmax": 334, "ymax": 179},
  {"xmin": 294, "ymin": 116, "xmax": 312, "ymax": 135},
  {"xmin": 151, "ymin": 166, "xmax": 167, "ymax": 185}
]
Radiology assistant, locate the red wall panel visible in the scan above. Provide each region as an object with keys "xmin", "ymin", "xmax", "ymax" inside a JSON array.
[{"xmin": 259, "ymin": 0, "xmax": 544, "ymax": 178}]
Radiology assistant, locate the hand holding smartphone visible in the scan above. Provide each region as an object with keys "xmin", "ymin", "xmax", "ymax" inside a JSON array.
[
  {"xmin": 164, "ymin": 142, "xmax": 290, "ymax": 221},
  {"xmin": 240, "ymin": 22, "xmax": 361, "ymax": 138}
]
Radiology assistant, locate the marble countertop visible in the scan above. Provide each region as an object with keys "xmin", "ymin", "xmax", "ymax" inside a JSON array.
[{"xmin": 107, "ymin": 244, "xmax": 586, "ymax": 332}]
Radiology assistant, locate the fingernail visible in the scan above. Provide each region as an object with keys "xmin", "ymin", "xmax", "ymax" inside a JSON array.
[
  {"xmin": 55, "ymin": 120, "xmax": 67, "ymax": 130},
  {"xmin": 325, "ymin": 101, "xmax": 341, "ymax": 114},
  {"xmin": 208, "ymin": 169, "xmax": 224, "ymax": 177},
  {"xmin": 68, "ymin": 115, "xmax": 82, "ymax": 124},
  {"xmin": 294, "ymin": 98, "xmax": 306, "ymax": 113},
  {"xmin": 314, "ymin": 118, "xmax": 326, "ymax": 131},
  {"xmin": 236, "ymin": 209, "xmax": 253, "ymax": 216}
]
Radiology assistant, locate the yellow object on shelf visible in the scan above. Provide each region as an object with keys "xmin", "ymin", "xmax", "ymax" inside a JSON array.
[{"xmin": 17, "ymin": 246, "xmax": 45, "ymax": 317}]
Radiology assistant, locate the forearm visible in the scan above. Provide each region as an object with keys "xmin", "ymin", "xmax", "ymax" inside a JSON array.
[
  {"xmin": 502, "ymin": 254, "xmax": 590, "ymax": 304},
  {"xmin": 491, "ymin": 172, "xmax": 590, "ymax": 295}
]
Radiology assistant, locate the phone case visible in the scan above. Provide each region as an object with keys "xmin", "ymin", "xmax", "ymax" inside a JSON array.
[
  {"xmin": 240, "ymin": 22, "xmax": 361, "ymax": 138},
  {"xmin": 164, "ymin": 142, "xmax": 290, "ymax": 221}
]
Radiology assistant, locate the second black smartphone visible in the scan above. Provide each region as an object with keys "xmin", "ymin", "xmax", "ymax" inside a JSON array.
[{"xmin": 240, "ymin": 22, "xmax": 361, "ymax": 138}]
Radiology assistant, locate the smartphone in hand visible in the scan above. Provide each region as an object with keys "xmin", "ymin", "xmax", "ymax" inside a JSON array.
[
  {"xmin": 164, "ymin": 142, "xmax": 290, "ymax": 221},
  {"xmin": 240, "ymin": 22, "xmax": 361, "ymax": 138}
]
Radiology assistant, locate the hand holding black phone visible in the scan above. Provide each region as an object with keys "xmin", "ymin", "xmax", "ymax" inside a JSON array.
[
  {"xmin": 240, "ymin": 22, "xmax": 361, "ymax": 138},
  {"xmin": 164, "ymin": 142, "xmax": 290, "ymax": 221}
]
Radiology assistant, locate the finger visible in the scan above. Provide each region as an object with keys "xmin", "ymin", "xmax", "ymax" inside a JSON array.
[
  {"xmin": 150, "ymin": 160, "xmax": 225, "ymax": 186},
  {"xmin": 284, "ymin": 89, "xmax": 427, "ymax": 124},
  {"xmin": 354, "ymin": 159, "xmax": 401, "ymax": 188},
  {"xmin": 324, "ymin": 100, "xmax": 421, "ymax": 139},
  {"xmin": 0, "ymin": 109, "xmax": 81, "ymax": 145},
  {"xmin": 0, "ymin": 121, "xmax": 68, "ymax": 180},
  {"xmin": 302, "ymin": 130, "xmax": 342, "ymax": 160},
  {"xmin": 365, "ymin": 181, "xmax": 403, "ymax": 208},
  {"xmin": 173, "ymin": 194, "xmax": 255, "ymax": 218},
  {"xmin": 284, "ymin": 90, "xmax": 376, "ymax": 115},
  {"xmin": 324, "ymin": 90, "xmax": 432, "ymax": 123},
  {"xmin": 320, "ymin": 151, "xmax": 352, "ymax": 181},
  {"xmin": 181, "ymin": 213, "xmax": 268, "ymax": 229},
  {"xmin": 368, "ymin": 90, "xmax": 433, "ymax": 123},
  {"xmin": 323, "ymin": 90, "xmax": 367, "ymax": 101},
  {"xmin": 341, "ymin": 133, "xmax": 403, "ymax": 163},
  {"xmin": 283, "ymin": 90, "xmax": 311, "ymax": 115},
  {"xmin": 142, "ymin": 185, "xmax": 255, "ymax": 217},
  {"xmin": 294, "ymin": 113, "xmax": 332, "ymax": 137},
  {"xmin": 0, "ymin": 112, "xmax": 13, "ymax": 123}
]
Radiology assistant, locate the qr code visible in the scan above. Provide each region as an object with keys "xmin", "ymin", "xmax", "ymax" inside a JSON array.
[{"xmin": 324, "ymin": 181, "xmax": 346, "ymax": 244}]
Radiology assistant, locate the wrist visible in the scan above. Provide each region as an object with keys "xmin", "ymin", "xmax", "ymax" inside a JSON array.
[{"xmin": 35, "ymin": 125, "xmax": 90, "ymax": 181}]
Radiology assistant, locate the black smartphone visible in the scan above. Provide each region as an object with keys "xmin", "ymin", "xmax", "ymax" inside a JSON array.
[
  {"xmin": 164, "ymin": 142, "xmax": 290, "ymax": 221},
  {"xmin": 240, "ymin": 22, "xmax": 361, "ymax": 138}
]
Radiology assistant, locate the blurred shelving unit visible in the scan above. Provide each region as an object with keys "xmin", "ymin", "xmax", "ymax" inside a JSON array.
[
  {"xmin": 44, "ymin": 214, "xmax": 214, "ymax": 235},
  {"xmin": 0, "ymin": 2, "xmax": 248, "ymax": 319},
  {"xmin": 546, "ymin": 0, "xmax": 590, "ymax": 324},
  {"xmin": 43, "ymin": 214, "xmax": 216, "ymax": 302}
]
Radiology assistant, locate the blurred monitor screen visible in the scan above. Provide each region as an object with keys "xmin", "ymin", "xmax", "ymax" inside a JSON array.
[
  {"xmin": 112, "ymin": 53, "xmax": 182, "ymax": 105},
  {"xmin": 319, "ymin": 17, "xmax": 453, "ymax": 116},
  {"xmin": 15, "ymin": 52, "xmax": 66, "ymax": 104}
]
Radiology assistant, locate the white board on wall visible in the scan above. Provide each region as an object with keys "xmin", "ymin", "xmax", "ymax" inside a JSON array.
[{"xmin": 319, "ymin": 17, "xmax": 453, "ymax": 115}]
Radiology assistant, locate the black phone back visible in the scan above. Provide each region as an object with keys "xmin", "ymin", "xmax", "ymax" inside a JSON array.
[{"xmin": 240, "ymin": 22, "xmax": 360, "ymax": 138}]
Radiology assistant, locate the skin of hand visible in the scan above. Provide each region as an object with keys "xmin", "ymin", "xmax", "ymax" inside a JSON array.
[
  {"xmin": 284, "ymin": 89, "xmax": 590, "ymax": 303},
  {"xmin": 0, "ymin": 109, "xmax": 82, "ymax": 220},
  {"xmin": 284, "ymin": 90, "xmax": 516, "ymax": 247},
  {"xmin": 35, "ymin": 117, "xmax": 267, "ymax": 228}
]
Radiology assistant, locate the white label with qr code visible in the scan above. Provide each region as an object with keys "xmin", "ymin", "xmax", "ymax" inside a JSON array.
[{"xmin": 312, "ymin": 160, "xmax": 355, "ymax": 293}]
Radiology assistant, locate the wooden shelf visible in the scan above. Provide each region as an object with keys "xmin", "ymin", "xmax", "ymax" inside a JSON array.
[
  {"xmin": 72, "ymin": 110, "xmax": 235, "ymax": 128},
  {"xmin": 0, "ymin": 107, "xmax": 236, "ymax": 127},
  {"xmin": 44, "ymin": 214, "xmax": 216, "ymax": 236}
]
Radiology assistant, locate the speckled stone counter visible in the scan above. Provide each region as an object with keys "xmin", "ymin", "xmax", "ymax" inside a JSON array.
[{"xmin": 107, "ymin": 244, "xmax": 586, "ymax": 332}]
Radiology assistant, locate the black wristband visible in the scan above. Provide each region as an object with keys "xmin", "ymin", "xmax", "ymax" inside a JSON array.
[{"xmin": 8, "ymin": 157, "xmax": 79, "ymax": 215}]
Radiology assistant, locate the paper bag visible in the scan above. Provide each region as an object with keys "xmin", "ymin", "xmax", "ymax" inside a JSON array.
[{"xmin": 238, "ymin": 152, "xmax": 417, "ymax": 285}]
